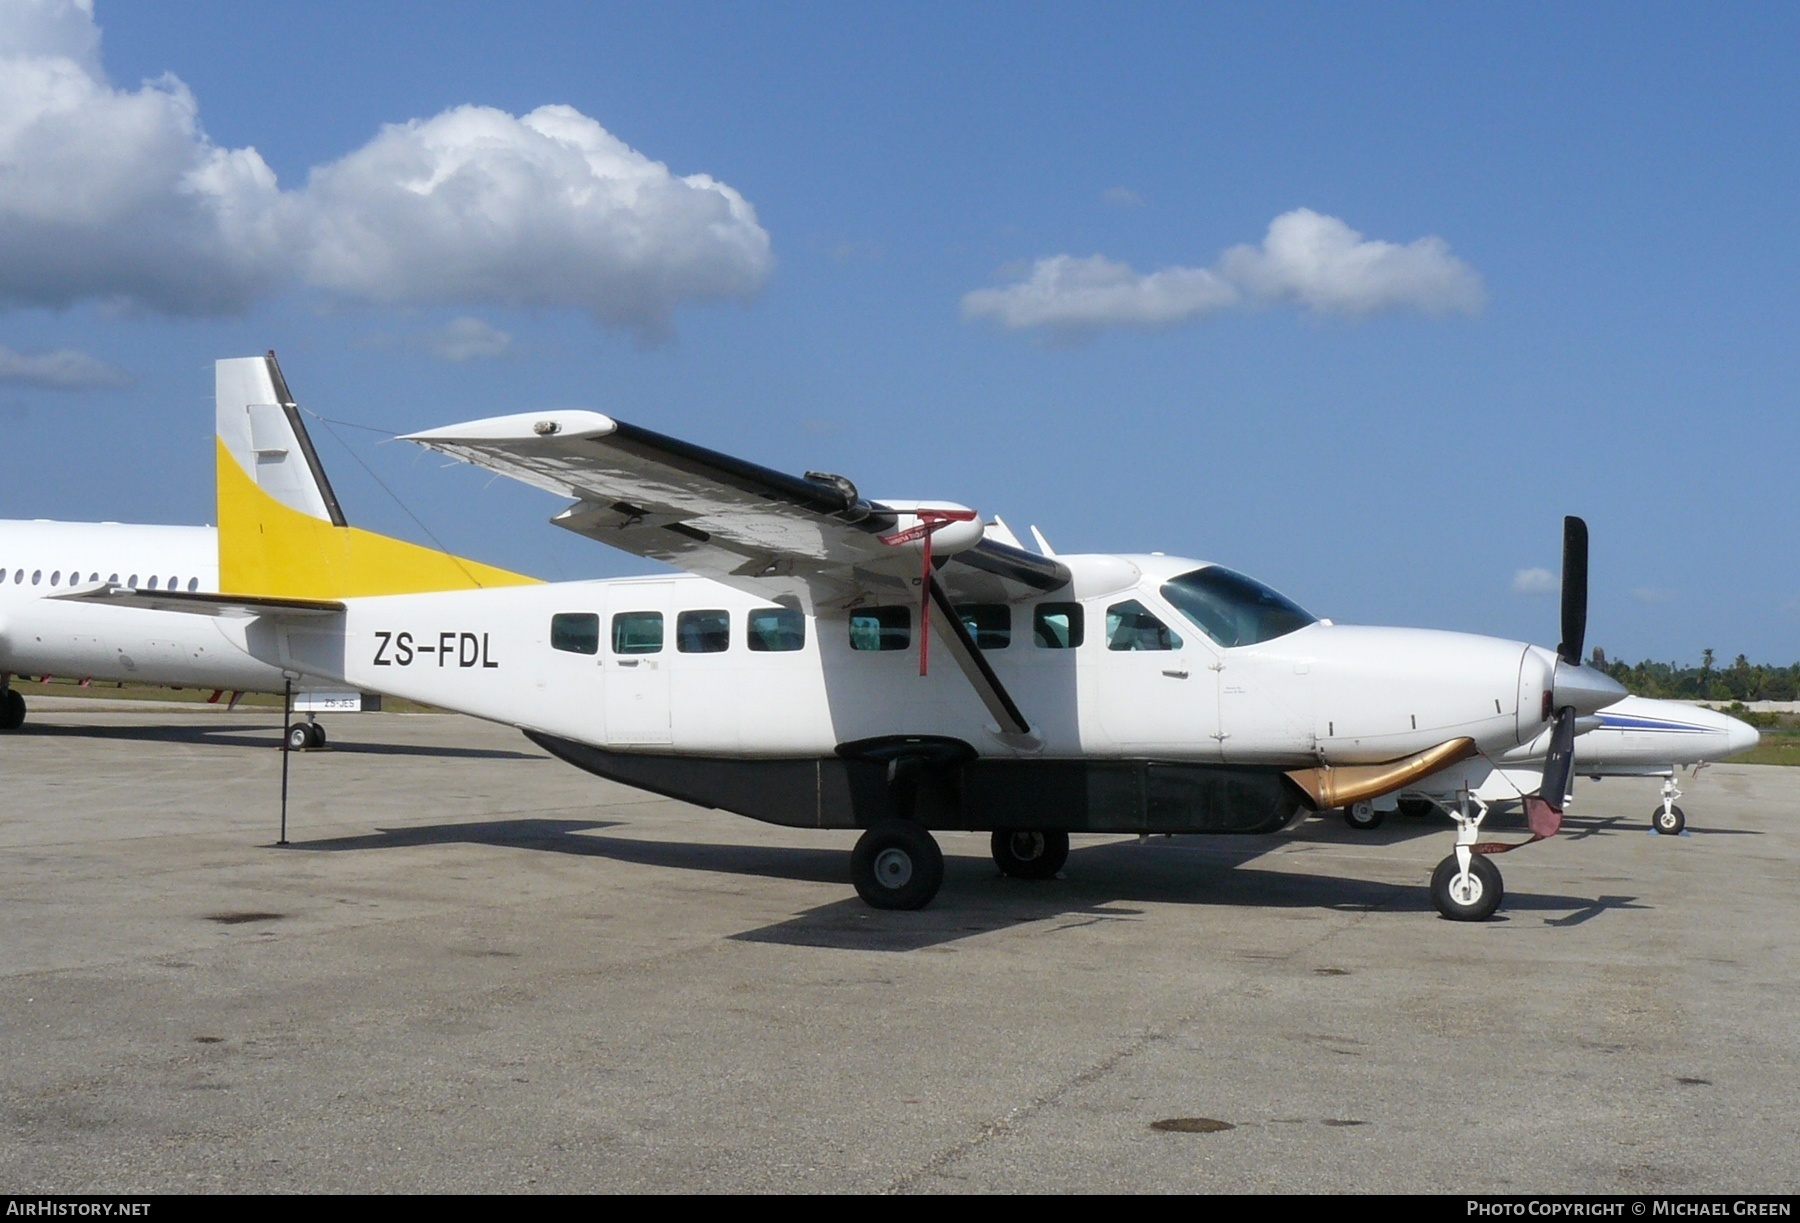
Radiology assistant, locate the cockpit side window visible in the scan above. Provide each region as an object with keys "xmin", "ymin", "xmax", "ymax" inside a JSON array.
[
  {"xmin": 1159, "ymin": 566, "xmax": 1316, "ymax": 648},
  {"xmin": 1105, "ymin": 600, "xmax": 1182, "ymax": 651}
]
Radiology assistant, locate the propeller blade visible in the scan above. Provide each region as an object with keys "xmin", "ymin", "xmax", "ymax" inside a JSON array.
[
  {"xmin": 1557, "ymin": 515, "xmax": 1588, "ymax": 666},
  {"xmin": 1538, "ymin": 706, "xmax": 1578, "ymax": 816}
]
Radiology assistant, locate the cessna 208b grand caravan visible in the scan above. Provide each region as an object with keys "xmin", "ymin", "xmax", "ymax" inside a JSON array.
[
  {"xmin": 0, "ymin": 356, "xmax": 535, "ymax": 742},
  {"xmin": 66, "ymin": 356, "xmax": 1752, "ymax": 921}
]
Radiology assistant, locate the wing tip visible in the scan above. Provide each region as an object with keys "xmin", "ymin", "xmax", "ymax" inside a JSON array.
[{"xmin": 404, "ymin": 410, "xmax": 618, "ymax": 445}]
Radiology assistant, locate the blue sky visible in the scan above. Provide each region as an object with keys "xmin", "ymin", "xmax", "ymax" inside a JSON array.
[{"xmin": 1, "ymin": 1, "xmax": 1794, "ymax": 662}]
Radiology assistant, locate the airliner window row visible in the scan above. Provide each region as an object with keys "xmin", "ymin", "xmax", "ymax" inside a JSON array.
[{"xmin": 7, "ymin": 569, "xmax": 198, "ymax": 591}]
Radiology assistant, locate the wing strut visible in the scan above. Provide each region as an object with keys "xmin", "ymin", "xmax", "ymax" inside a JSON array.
[{"xmin": 925, "ymin": 572, "xmax": 1034, "ymax": 741}]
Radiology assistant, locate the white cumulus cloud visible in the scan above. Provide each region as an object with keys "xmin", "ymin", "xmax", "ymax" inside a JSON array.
[
  {"xmin": 1220, "ymin": 208, "xmax": 1485, "ymax": 317},
  {"xmin": 963, "ymin": 208, "xmax": 1485, "ymax": 338},
  {"xmin": 0, "ymin": 2, "xmax": 771, "ymax": 336},
  {"xmin": 960, "ymin": 254, "xmax": 1239, "ymax": 338},
  {"xmin": 1512, "ymin": 567, "xmax": 1557, "ymax": 595},
  {"xmin": 0, "ymin": 342, "xmax": 131, "ymax": 388}
]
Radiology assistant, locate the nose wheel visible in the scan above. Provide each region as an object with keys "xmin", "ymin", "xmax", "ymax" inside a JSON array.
[
  {"xmin": 850, "ymin": 820, "xmax": 944, "ymax": 909},
  {"xmin": 1430, "ymin": 853, "xmax": 1503, "ymax": 921}
]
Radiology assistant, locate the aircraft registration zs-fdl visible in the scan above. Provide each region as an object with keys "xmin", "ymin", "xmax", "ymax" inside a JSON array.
[{"xmin": 71, "ymin": 355, "xmax": 1722, "ymax": 922}]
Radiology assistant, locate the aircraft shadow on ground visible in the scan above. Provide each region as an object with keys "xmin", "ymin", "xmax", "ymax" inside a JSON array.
[
  {"xmin": 18, "ymin": 721, "xmax": 541, "ymax": 760},
  {"xmin": 288, "ymin": 816, "xmax": 1639, "ymax": 951}
]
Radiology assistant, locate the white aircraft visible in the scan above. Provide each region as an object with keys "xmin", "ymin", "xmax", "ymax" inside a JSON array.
[
  {"xmin": 69, "ymin": 356, "xmax": 1672, "ymax": 921},
  {"xmin": 1341, "ymin": 694, "xmax": 1758, "ymax": 836},
  {"xmin": 0, "ymin": 354, "xmax": 534, "ymax": 745}
]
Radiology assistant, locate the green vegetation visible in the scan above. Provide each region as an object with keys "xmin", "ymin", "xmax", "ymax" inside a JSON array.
[{"xmin": 1589, "ymin": 646, "xmax": 1799, "ymax": 703}]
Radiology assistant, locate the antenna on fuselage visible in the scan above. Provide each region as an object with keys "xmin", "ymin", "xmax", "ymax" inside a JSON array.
[{"xmin": 1029, "ymin": 525, "xmax": 1057, "ymax": 557}]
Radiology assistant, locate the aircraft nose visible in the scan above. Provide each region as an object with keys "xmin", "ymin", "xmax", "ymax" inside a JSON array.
[{"xmin": 1725, "ymin": 715, "xmax": 1761, "ymax": 758}]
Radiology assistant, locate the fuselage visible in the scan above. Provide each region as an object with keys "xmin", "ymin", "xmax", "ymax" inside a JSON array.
[
  {"xmin": 261, "ymin": 552, "xmax": 1565, "ymax": 767},
  {"xmin": 0, "ymin": 519, "xmax": 291, "ymax": 692}
]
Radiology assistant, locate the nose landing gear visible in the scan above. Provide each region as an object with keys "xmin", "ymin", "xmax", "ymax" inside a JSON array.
[
  {"xmin": 1653, "ymin": 773, "xmax": 1686, "ymax": 835},
  {"xmin": 1430, "ymin": 791, "xmax": 1505, "ymax": 922}
]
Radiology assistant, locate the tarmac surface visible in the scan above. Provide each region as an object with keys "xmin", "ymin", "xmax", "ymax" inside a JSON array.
[{"xmin": 1, "ymin": 707, "xmax": 1795, "ymax": 1194}]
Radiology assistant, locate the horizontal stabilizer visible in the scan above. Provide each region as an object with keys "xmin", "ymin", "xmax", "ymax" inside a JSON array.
[{"xmin": 54, "ymin": 586, "xmax": 345, "ymax": 618}]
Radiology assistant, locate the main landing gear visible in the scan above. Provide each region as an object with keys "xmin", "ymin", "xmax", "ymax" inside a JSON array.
[
  {"xmin": 1653, "ymin": 773, "xmax": 1686, "ymax": 836},
  {"xmin": 285, "ymin": 719, "xmax": 327, "ymax": 751},
  {"xmin": 1342, "ymin": 800, "xmax": 1384, "ymax": 830},
  {"xmin": 850, "ymin": 820, "xmax": 944, "ymax": 910},
  {"xmin": 1429, "ymin": 791, "xmax": 1505, "ymax": 922},
  {"xmin": 991, "ymin": 829, "xmax": 1070, "ymax": 879},
  {"xmin": 0, "ymin": 684, "xmax": 24, "ymax": 732}
]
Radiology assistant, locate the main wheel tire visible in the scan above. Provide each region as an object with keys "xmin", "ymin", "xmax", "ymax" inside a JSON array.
[
  {"xmin": 1653, "ymin": 804, "xmax": 1686, "ymax": 836},
  {"xmin": 286, "ymin": 722, "xmax": 314, "ymax": 751},
  {"xmin": 1430, "ymin": 854, "xmax": 1504, "ymax": 922},
  {"xmin": 991, "ymin": 829, "xmax": 1070, "ymax": 880},
  {"xmin": 0, "ymin": 689, "xmax": 24, "ymax": 731},
  {"xmin": 1396, "ymin": 798, "xmax": 1438, "ymax": 819},
  {"xmin": 851, "ymin": 820, "xmax": 945, "ymax": 910},
  {"xmin": 1343, "ymin": 800, "xmax": 1384, "ymax": 831},
  {"xmin": 308, "ymin": 722, "xmax": 328, "ymax": 749}
]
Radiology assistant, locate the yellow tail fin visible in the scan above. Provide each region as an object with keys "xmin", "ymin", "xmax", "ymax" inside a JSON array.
[{"xmin": 215, "ymin": 354, "xmax": 538, "ymax": 598}]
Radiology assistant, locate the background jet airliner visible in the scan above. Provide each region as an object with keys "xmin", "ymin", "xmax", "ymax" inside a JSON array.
[
  {"xmin": 69, "ymin": 355, "xmax": 1740, "ymax": 924},
  {"xmin": 1, "ymin": 354, "xmax": 535, "ymax": 744},
  {"xmin": 1339, "ymin": 693, "xmax": 1756, "ymax": 835}
]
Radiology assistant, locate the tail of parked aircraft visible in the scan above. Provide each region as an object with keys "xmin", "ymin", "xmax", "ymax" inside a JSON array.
[{"xmin": 215, "ymin": 353, "xmax": 537, "ymax": 598}]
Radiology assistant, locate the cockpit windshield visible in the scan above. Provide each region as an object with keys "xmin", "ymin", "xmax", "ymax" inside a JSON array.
[{"xmin": 1159, "ymin": 566, "xmax": 1316, "ymax": 648}]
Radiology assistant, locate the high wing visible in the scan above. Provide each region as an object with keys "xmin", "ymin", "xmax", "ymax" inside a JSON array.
[{"xmin": 404, "ymin": 410, "xmax": 1070, "ymax": 612}]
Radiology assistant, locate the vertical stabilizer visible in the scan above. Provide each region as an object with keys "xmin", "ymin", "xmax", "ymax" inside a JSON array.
[
  {"xmin": 216, "ymin": 353, "xmax": 537, "ymax": 598},
  {"xmin": 216, "ymin": 354, "xmax": 347, "ymax": 527}
]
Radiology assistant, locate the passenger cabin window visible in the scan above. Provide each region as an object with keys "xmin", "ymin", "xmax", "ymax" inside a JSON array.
[
  {"xmin": 611, "ymin": 611, "xmax": 664, "ymax": 654},
  {"xmin": 747, "ymin": 608, "xmax": 805, "ymax": 652},
  {"xmin": 1106, "ymin": 600, "xmax": 1182, "ymax": 651},
  {"xmin": 551, "ymin": 613, "xmax": 600, "ymax": 655},
  {"xmin": 127, "ymin": 574, "xmax": 138, "ymax": 589},
  {"xmin": 50, "ymin": 571, "xmax": 60, "ymax": 586},
  {"xmin": 1159, "ymin": 566, "xmax": 1316, "ymax": 648},
  {"xmin": 1033, "ymin": 602, "xmax": 1084, "ymax": 648},
  {"xmin": 31, "ymin": 570, "xmax": 41, "ymax": 586},
  {"xmin": 186, "ymin": 577, "xmax": 198, "ymax": 591},
  {"xmin": 676, "ymin": 609, "xmax": 730, "ymax": 654},
  {"xmin": 147, "ymin": 576, "xmax": 159, "ymax": 590},
  {"xmin": 955, "ymin": 604, "xmax": 1011, "ymax": 649},
  {"xmin": 848, "ymin": 606, "xmax": 910, "ymax": 651}
]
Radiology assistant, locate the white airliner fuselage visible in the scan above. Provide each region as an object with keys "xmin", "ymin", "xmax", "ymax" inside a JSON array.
[{"xmin": 0, "ymin": 520, "xmax": 291, "ymax": 692}]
